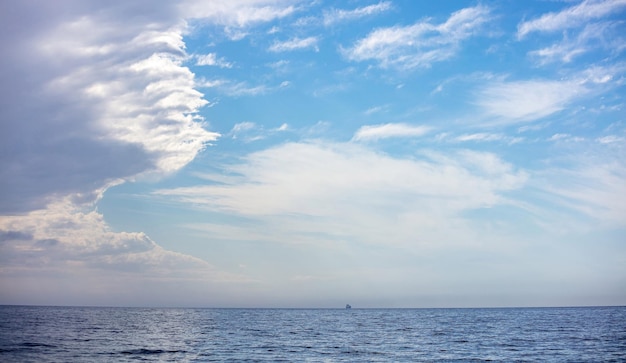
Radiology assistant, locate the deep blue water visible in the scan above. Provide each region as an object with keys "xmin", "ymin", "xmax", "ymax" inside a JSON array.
[{"xmin": 0, "ymin": 306, "xmax": 625, "ymax": 362}]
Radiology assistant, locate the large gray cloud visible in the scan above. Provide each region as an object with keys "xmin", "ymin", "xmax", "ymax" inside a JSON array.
[
  {"xmin": 0, "ymin": 0, "xmax": 216, "ymax": 213},
  {"xmin": 0, "ymin": 0, "xmax": 302, "ymax": 306}
]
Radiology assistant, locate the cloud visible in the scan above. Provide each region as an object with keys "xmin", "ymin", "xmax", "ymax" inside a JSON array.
[
  {"xmin": 155, "ymin": 142, "xmax": 528, "ymax": 248},
  {"xmin": 343, "ymin": 5, "xmax": 491, "ymax": 69},
  {"xmin": 548, "ymin": 133, "xmax": 585, "ymax": 142},
  {"xmin": 533, "ymin": 157, "xmax": 626, "ymax": 226},
  {"xmin": 230, "ymin": 121, "xmax": 261, "ymax": 141},
  {"xmin": 197, "ymin": 78, "xmax": 277, "ymax": 96},
  {"xmin": 528, "ymin": 20, "xmax": 626, "ymax": 65},
  {"xmin": 269, "ymin": 36, "xmax": 319, "ymax": 52},
  {"xmin": 597, "ymin": 135, "xmax": 625, "ymax": 144},
  {"xmin": 0, "ymin": 197, "xmax": 250, "ymax": 306},
  {"xmin": 195, "ymin": 53, "xmax": 233, "ymax": 68},
  {"xmin": 0, "ymin": 0, "xmax": 299, "ymax": 305},
  {"xmin": 517, "ymin": 0, "xmax": 626, "ymax": 39},
  {"xmin": 0, "ymin": 2, "xmax": 220, "ymax": 214},
  {"xmin": 181, "ymin": 0, "xmax": 300, "ymax": 27},
  {"xmin": 323, "ymin": 1, "xmax": 392, "ymax": 26},
  {"xmin": 228, "ymin": 121, "xmax": 291, "ymax": 142},
  {"xmin": 352, "ymin": 123, "xmax": 431, "ymax": 141},
  {"xmin": 454, "ymin": 133, "xmax": 523, "ymax": 144},
  {"xmin": 363, "ymin": 105, "xmax": 387, "ymax": 115},
  {"xmin": 474, "ymin": 79, "xmax": 586, "ymax": 123}
]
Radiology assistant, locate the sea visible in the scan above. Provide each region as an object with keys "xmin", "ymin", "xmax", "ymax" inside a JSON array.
[{"xmin": 0, "ymin": 306, "xmax": 624, "ymax": 362}]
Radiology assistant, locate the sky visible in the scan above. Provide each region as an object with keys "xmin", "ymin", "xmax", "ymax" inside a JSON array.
[{"xmin": 0, "ymin": 0, "xmax": 625, "ymax": 308}]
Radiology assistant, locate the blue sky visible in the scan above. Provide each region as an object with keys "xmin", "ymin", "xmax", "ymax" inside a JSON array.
[{"xmin": 1, "ymin": 0, "xmax": 625, "ymax": 308}]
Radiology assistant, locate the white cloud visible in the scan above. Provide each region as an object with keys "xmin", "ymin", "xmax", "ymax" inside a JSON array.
[
  {"xmin": 155, "ymin": 142, "xmax": 528, "ymax": 249},
  {"xmin": 549, "ymin": 133, "xmax": 571, "ymax": 141},
  {"xmin": 196, "ymin": 53, "xmax": 233, "ymax": 68},
  {"xmin": 0, "ymin": 3, "xmax": 220, "ymax": 213},
  {"xmin": 534, "ymin": 158, "xmax": 626, "ymax": 226},
  {"xmin": 597, "ymin": 135, "xmax": 625, "ymax": 144},
  {"xmin": 268, "ymin": 25, "xmax": 280, "ymax": 34},
  {"xmin": 230, "ymin": 122, "xmax": 259, "ymax": 140},
  {"xmin": 343, "ymin": 5, "xmax": 491, "ymax": 69},
  {"xmin": 517, "ymin": 0, "xmax": 626, "ymax": 39},
  {"xmin": 198, "ymin": 79, "xmax": 271, "ymax": 96},
  {"xmin": 198, "ymin": 78, "xmax": 227, "ymax": 88},
  {"xmin": 352, "ymin": 123, "xmax": 431, "ymax": 141},
  {"xmin": 232, "ymin": 122, "xmax": 257, "ymax": 133},
  {"xmin": 455, "ymin": 133, "xmax": 504, "ymax": 142},
  {"xmin": 323, "ymin": 1, "xmax": 392, "ymax": 26},
  {"xmin": 452, "ymin": 133, "xmax": 525, "ymax": 145},
  {"xmin": 0, "ymin": 0, "xmax": 299, "ymax": 305},
  {"xmin": 548, "ymin": 133, "xmax": 585, "ymax": 142},
  {"xmin": 181, "ymin": 0, "xmax": 299, "ymax": 27},
  {"xmin": 528, "ymin": 21, "xmax": 626, "ymax": 65},
  {"xmin": 475, "ymin": 79, "xmax": 586, "ymax": 123},
  {"xmin": 0, "ymin": 198, "xmax": 248, "ymax": 306},
  {"xmin": 363, "ymin": 105, "xmax": 388, "ymax": 115},
  {"xmin": 269, "ymin": 36, "xmax": 319, "ymax": 52}
]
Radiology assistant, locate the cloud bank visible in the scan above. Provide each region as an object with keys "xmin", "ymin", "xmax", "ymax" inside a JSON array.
[{"xmin": 0, "ymin": 0, "xmax": 299, "ymax": 306}]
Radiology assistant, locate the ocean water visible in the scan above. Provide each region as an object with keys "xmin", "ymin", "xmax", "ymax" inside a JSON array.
[{"xmin": 0, "ymin": 306, "xmax": 624, "ymax": 362}]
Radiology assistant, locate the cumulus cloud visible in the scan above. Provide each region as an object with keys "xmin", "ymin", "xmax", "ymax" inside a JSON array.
[
  {"xmin": 352, "ymin": 123, "xmax": 431, "ymax": 141},
  {"xmin": 343, "ymin": 5, "xmax": 491, "ymax": 69}
]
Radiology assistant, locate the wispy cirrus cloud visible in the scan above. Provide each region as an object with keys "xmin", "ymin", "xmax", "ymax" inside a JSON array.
[
  {"xmin": 517, "ymin": 0, "xmax": 626, "ymax": 39},
  {"xmin": 343, "ymin": 5, "xmax": 491, "ymax": 70},
  {"xmin": 269, "ymin": 36, "xmax": 319, "ymax": 52},
  {"xmin": 453, "ymin": 133, "xmax": 523, "ymax": 145},
  {"xmin": 526, "ymin": 17, "xmax": 626, "ymax": 65},
  {"xmin": 197, "ymin": 78, "xmax": 292, "ymax": 96},
  {"xmin": 474, "ymin": 63, "xmax": 625, "ymax": 124},
  {"xmin": 474, "ymin": 79, "xmax": 586, "ymax": 124},
  {"xmin": 532, "ymin": 153, "xmax": 626, "ymax": 226},
  {"xmin": 352, "ymin": 123, "xmax": 431, "ymax": 141},
  {"xmin": 323, "ymin": 1, "xmax": 392, "ymax": 26},
  {"xmin": 155, "ymin": 142, "xmax": 528, "ymax": 249}
]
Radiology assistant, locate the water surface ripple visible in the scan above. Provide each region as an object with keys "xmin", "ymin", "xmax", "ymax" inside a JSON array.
[{"xmin": 1, "ymin": 306, "xmax": 624, "ymax": 362}]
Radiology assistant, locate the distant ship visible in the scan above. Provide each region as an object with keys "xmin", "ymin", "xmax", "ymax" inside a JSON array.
[{"xmin": 345, "ymin": 304, "xmax": 352, "ymax": 309}]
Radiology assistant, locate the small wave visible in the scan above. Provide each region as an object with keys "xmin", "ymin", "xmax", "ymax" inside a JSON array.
[
  {"xmin": 20, "ymin": 342, "xmax": 58, "ymax": 348},
  {"xmin": 120, "ymin": 348, "xmax": 187, "ymax": 355}
]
